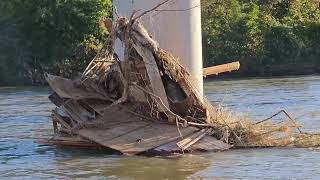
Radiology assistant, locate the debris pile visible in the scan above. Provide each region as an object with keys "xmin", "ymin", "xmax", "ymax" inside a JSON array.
[
  {"xmin": 43, "ymin": 16, "xmax": 232, "ymax": 155},
  {"xmin": 42, "ymin": 14, "xmax": 320, "ymax": 155}
]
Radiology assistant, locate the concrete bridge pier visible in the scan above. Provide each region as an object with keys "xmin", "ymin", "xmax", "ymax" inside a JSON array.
[{"xmin": 113, "ymin": 0, "xmax": 203, "ymax": 94}]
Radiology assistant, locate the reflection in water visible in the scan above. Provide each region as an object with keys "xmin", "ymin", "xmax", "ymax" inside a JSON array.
[
  {"xmin": 105, "ymin": 155, "xmax": 209, "ymax": 179},
  {"xmin": 0, "ymin": 76, "xmax": 320, "ymax": 179}
]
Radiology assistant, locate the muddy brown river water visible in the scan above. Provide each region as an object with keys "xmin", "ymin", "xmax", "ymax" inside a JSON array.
[{"xmin": 1, "ymin": 75, "xmax": 320, "ymax": 179}]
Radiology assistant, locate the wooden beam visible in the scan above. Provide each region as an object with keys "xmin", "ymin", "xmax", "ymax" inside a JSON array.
[{"xmin": 203, "ymin": 61, "xmax": 240, "ymax": 77}]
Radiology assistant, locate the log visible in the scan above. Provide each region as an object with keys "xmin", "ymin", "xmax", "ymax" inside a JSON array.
[{"xmin": 203, "ymin": 61, "xmax": 240, "ymax": 77}]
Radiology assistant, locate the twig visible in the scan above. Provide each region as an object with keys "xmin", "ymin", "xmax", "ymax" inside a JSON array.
[
  {"xmin": 113, "ymin": 5, "xmax": 120, "ymax": 18},
  {"xmin": 282, "ymin": 110, "xmax": 303, "ymax": 133},
  {"xmin": 221, "ymin": 118, "xmax": 243, "ymax": 145},
  {"xmin": 132, "ymin": 0, "xmax": 172, "ymax": 21},
  {"xmin": 155, "ymin": 4, "xmax": 200, "ymax": 12},
  {"xmin": 255, "ymin": 110, "xmax": 302, "ymax": 133},
  {"xmin": 176, "ymin": 117, "xmax": 183, "ymax": 139},
  {"xmin": 126, "ymin": 109, "xmax": 165, "ymax": 123},
  {"xmin": 186, "ymin": 122, "xmax": 212, "ymax": 127},
  {"xmin": 152, "ymin": 4, "xmax": 200, "ymax": 17},
  {"xmin": 130, "ymin": 9, "xmax": 141, "ymax": 21},
  {"xmin": 255, "ymin": 110, "xmax": 284, "ymax": 125}
]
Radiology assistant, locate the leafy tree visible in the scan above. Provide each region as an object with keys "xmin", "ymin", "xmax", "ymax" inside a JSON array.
[
  {"xmin": 202, "ymin": 0, "xmax": 320, "ymax": 76},
  {"xmin": 0, "ymin": 0, "xmax": 112, "ymax": 85}
]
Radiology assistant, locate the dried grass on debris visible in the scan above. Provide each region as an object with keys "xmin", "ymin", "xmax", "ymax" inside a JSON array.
[{"xmin": 211, "ymin": 106, "xmax": 320, "ymax": 148}]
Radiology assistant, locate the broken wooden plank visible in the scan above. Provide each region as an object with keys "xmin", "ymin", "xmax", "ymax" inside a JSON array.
[
  {"xmin": 64, "ymin": 100, "xmax": 94, "ymax": 124},
  {"xmin": 48, "ymin": 92, "xmax": 64, "ymax": 107},
  {"xmin": 154, "ymin": 135, "xmax": 231, "ymax": 153},
  {"xmin": 78, "ymin": 108, "xmax": 154, "ymax": 143},
  {"xmin": 52, "ymin": 110, "xmax": 72, "ymax": 130},
  {"xmin": 45, "ymin": 74, "xmax": 107, "ymax": 100},
  {"xmin": 189, "ymin": 136, "xmax": 232, "ymax": 151},
  {"xmin": 79, "ymin": 120, "xmax": 198, "ymax": 154},
  {"xmin": 81, "ymin": 99, "xmax": 112, "ymax": 115},
  {"xmin": 176, "ymin": 129, "xmax": 207, "ymax": 149},
  {"xmin": 78, "ymin": 121, "xmax": 153, "ymax": 152},
  {"xmin": 179, "ymin": 129, "xmax": 212, "ymax": 150},
  {"xmin": 104, "ymin": 124, "xmax": 197, "ymax": 154},
  {"xmin": 38, "ymin": 136, "xmax": 99, "ymax": 148},
  {"xmin": 132, "ymin": 43, "xmax": 169, "ymax": 108},
  {"xmin": 203, "ymin": 61, "xmax": 240, "ymax": 77}
]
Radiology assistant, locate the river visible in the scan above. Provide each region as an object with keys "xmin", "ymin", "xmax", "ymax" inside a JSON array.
[{"xmin": 1, "ymin": 76, "xmax": 320, "ymax": 179}]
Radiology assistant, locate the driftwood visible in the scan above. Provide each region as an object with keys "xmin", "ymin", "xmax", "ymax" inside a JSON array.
[{"xmin": 203, "ymin": 61, "xmax": 241, "ymax": 77}]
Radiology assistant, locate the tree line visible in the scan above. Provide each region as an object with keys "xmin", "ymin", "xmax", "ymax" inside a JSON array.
[
  {"xmin": 0, "ymin": 0, "xmax": 319, "ymax": 85},
  {"xmin": 202, "ymin": 0, "xmax": 320, "ymax": 77}
]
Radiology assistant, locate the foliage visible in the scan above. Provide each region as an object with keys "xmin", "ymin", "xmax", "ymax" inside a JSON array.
[
  {"xmin": 0, "ymin": 0, "xmax": 112, "ymax": 85},
  {"xmin": 201, "ymin": 0, "xmax": 320, "ymax": 76},
  {"xmin": 0, "ymin": 0, "xmax": 319, "ymax": 85}
]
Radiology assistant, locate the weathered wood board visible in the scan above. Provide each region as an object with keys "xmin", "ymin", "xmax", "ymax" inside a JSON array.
[
  {"xmin": 190, "ymin": 136, "xmax": 232, "ymax": 151},
  {"xmin": 78, "ymin": 121, "xmax": 198, "ymax": 154},
  {"xmin": 46, "ymin": 74, "xmax": 106, "ymax": 100},
  {"xmin": 64, "ymin": 100, "xmax": 93, "ymax": 124},
  {"xmin": 132, "ymin": 43, "xmax": 170, "ymax": 108},
  {"xmin": 78, "ymin": 121, "xmax": 152, "ymax": 144},
  {"xmin": 38, "ymin": 136, "xmax": 98, "ymax": 148},
  {"xmin": 155, "ymin": 135, "xmax": 231, "ymax": 153},
  {"xmin": 82, "ymin": 99, "xmax": 111, "ymax": 115}
]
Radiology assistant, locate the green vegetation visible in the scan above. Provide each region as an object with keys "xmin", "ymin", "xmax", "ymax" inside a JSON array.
[
  {"xmin": 202, "ymin": 0, "xmax": 320, "ymax": 77},
  {"xmin": 0, "ymin": 0, "xmax": 319, "ymax": 85},
  {"xmin": 0, "ymin": 0, "xmax": 112, "ymax": 85}
]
